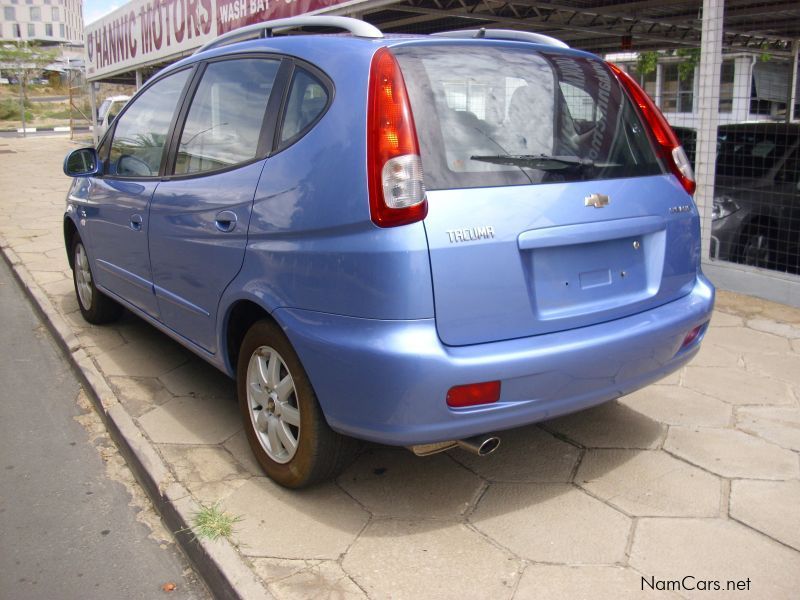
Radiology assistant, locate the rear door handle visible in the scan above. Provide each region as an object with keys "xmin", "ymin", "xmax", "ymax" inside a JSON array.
[
  {"xmin": 215, "ymin": 210, "xmax": 238, "ymax": 233},
  {"xmin": 130, "ymin": 214, "xmax": 143, "ymax": 231}
]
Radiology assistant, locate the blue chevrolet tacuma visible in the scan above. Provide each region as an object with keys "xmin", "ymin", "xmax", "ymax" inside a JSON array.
[{"xmin": 63, "ymin": 17, "xmax": 714, "ymax": 487}]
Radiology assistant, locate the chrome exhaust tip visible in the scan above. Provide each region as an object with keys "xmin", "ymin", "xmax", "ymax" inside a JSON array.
[
  {"xmin": 407, "ymin": 435, "xmax": 501, "ymax": 457},
  {"xmin": 457, "ymin": 435, "xmax": 501, "ymax": 456}
]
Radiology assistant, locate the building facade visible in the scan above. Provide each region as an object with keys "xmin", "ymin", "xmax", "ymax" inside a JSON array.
[
  {"xmin": 613, "ymin": 51, "xmax": 799, "ymax": 128},
  {"xmin": 0, "ymin": 0, "xmax": 83, "ymax": 45}
]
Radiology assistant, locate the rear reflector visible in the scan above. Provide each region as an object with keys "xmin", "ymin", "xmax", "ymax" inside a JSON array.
[
  {"xmin": 681, "ymin": 324, "xmax": 704, "ymax": 349},
  {"xmin": 447, "ymin": 381, "xmax": 501, "ymax": 408},
  {"xmin": 608, "ymin": 62, "xmax": 696, "ymax": 196},
  {"xmin": 367, "ymin": 47, "xmax": 427, "ymax": 227}
]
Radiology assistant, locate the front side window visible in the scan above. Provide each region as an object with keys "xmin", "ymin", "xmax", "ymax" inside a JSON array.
[
  {"xmin": 396, "ymin": 45, "xmax": 661, "ymax": 190},
  {"xmin": 174, "ymin": 58, "xmax": 279, "ymax": 175},
  {"xmin": 29, "ymin": 6, "xmax": 40, "ymax": 20},
  {"xmin": 52, "ymin": 6, "xmax": 59, "ymax": 20},
  {"xmin": 108, "ymin": 69, "xmax": 190, "ymax": 177},
  {"xmin": 45, "ymin": 23, "xmax": 52, "ymax": 36},
  {"xmin": 27, "ymin": 23, "xmax": 35, "ymax": 37},
  {"xmin": 3, "ymin": 7, "xmax": 15, "ymax": 20}
]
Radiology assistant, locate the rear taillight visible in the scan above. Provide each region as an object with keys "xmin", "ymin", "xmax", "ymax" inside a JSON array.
[
  {"xmin": 367, "ymin": 47, "xmax": 427, "ymax": 227},
  {"xmin": 608, "ymin": 63, "xmax": 696, "ymax": 196}
]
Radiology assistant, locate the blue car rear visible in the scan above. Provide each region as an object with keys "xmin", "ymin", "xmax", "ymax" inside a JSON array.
[{"xmin": 63, "ymin": 18, "xmax": 714, "ymax": 487}]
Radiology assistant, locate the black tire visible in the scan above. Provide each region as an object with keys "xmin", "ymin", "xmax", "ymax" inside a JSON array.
[
  {"xmin": 236, "ymin": 320, "xmax": 358, "ymax": 488},
  {"xmin": 737, "ymin": 229, "xmax": 776, "ymax": 270},
  {"xmin": 71, "ymin": 236, "xmax": 124, "ymax": 325}
]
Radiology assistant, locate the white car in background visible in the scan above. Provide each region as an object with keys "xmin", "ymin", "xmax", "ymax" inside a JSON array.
[{"xmin": 96, "ymin": 95, "xmax": 130, "ymax": 134}]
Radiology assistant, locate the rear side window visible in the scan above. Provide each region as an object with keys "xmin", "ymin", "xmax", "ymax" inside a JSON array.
[
  {"xmin": 395, "ymin": 45, "xmax": 662, "ymax": 190},
  {"xmin": 280, "ymin": 68, "xmax": 329, "ymax": 144},
  {"xmin": 175, "ymin": 58, "xmax": 280, "ymax": 175},
  {"xmin": 108, "ymin": 69, "xmax": 190, "ymax": 177}
]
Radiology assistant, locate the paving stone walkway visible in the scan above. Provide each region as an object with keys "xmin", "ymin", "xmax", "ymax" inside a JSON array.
[{"xmin": 2, "ymin": 135, "xmax": 799, "ymax": 599}]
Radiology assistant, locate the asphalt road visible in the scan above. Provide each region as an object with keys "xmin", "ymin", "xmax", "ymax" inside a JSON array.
[{"xmin": 0, "ymin": 258, "xmax": 209, "ymax": 600}]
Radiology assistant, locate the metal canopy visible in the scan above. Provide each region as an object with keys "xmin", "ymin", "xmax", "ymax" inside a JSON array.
[{"xmin": 358, "ymin": 0, "xmax": 800, "ymax": 54}]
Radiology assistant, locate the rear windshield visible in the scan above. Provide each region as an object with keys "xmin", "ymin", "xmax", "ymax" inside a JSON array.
[
  {"xmin": 716, "ymin": 129, "xmax": 797, "ymax": 180},
  {"xmin": 394, "ymin": 44, "xmax": 663, "ymax": 190}
]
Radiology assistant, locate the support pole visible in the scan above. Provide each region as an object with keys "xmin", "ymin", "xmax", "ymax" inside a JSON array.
[
  {"xmin": 787, "ymin": 39, "xmax": 799, "ymax": 122},
  {"xmin": 89, "ymin": 81, "xmax": 98, "ymax": 147},
  {"xmin": 696, "ymin": 0, "xmax": 724, "ymax": 266},
  {"xmin": 18, "ymin": 76, "xmax": 26, "ymax": 138},
  {"xmin": 68, "ymin": 69, "xmax": 74, "ymax": 140},
  {"xmin": 135, "ymin": 68, "xmax": 143, "ymax": 90}
]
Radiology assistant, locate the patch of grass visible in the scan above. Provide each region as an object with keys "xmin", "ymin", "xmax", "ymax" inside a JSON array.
[
  {"xmin": 0, "ymin": 98, "xmax": 32, "ymax": 121},
  {"xmin": 42, "ymin": 108, "xmax": 72, "ymax": 119},
  {"xmin": 186, "ymin": 502, "xmax": 242, "ymax": 541}
]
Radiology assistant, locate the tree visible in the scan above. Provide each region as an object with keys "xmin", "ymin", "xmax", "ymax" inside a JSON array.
[
  {"xmin": 0, "ymin": 42, "xmax": 58, "ymax": 135},
  {"xmin": 635, "ymin": 48, "xmax": 701, "ymax": 82}
]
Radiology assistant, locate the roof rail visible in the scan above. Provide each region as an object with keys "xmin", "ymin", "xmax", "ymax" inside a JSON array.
[
  {"xmin": 195, "ymin": 16, "xmax": 383, "ymax": 54},
  {"xmin": 431, "ymin": 28, "xmax": 569, "ymax": 49}
]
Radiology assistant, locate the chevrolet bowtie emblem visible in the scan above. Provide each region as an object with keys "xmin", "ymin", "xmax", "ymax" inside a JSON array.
[{"xmin": 585, "ymin": 193, "xmax": 610, "ymax": 208}]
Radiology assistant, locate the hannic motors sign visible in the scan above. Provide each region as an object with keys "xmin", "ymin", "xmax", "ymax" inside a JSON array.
[{"xmin": 85, "ymin": 0, "xmax": 349, "ymax": 80}]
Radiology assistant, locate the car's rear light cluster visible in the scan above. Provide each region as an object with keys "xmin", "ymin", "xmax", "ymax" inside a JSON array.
[
  {"xmin": 608, "ymin": 62, "xmax": 696, "ymax": 196},
  {"xmin": 367, "ymin": 47, "xmax": 427, "ymax": 227}
]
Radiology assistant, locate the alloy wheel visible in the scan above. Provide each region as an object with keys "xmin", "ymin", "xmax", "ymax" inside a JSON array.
[
  {"xmin": 74, "ymin": 243, "xmax": 93, "ymax": 310},
  {"xmin": 246, "ymin": 345, "xmax": 301, "ymax": 464}
]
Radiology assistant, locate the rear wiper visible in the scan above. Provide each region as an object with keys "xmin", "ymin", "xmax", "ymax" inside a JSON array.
[{"xmin": 470, "ymin": 154, "xmax": 619, "ymax": 170}]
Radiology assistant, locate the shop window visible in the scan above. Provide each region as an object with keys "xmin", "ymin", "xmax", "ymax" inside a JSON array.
[
  {"xmin": 626, "ymin": 64, "xmax": 657, "ymax": 99},
  {"xmin": 719, "ymin": 61, "xmax": 735, "ymax": 113},
  {"xmin": 661, "ymin": 63, "xmax": 694, "ymax": 113}
]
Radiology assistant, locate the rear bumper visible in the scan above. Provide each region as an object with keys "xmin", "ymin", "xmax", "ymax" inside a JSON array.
[{"xmin": 274, "ymin": 273, "xmax": 714, "ymax": 446}]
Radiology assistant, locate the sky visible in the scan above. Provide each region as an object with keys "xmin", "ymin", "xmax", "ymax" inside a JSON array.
[{"xmin": 83, "ymin": 0, "xmax": 121, "ymax": 26}]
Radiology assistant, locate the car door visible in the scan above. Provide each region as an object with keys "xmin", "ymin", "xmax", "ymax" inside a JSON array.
[
  {"xmin": 148, "ymin": 56, "xmax": 287, "ymax": 353},
  {"xmin": 80, "ymin": 69, "xmax": 192, "ymax": 317}
]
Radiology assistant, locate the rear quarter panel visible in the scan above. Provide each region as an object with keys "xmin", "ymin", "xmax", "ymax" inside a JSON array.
[{"xmin": 220, "ymin": 38, "xmax": 434, "ymax": 329}]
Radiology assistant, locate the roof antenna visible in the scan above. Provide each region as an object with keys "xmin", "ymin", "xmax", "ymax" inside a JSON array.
[{"xmin": 476, "ymin": 28, "xmax": 486, "ymax": 38}]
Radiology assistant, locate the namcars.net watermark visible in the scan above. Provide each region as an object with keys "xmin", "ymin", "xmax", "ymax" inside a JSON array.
[{"xmin": 642, "ymin": 575, "xmax": 752, "ymax": 592}]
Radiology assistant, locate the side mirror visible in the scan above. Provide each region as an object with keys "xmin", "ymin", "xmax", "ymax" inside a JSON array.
[{"xmin": 64, "ymin": 147, "xmax": 100, "ymax": 177}]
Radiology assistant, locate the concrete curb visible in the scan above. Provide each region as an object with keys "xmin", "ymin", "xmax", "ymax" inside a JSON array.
[
  {"xmin": 0, "ymin": 126, "xmax": 91, "ymax": 133},
  {"xmin": 0, "ymin": 235, "xmax": 273, "ymax": 600}
]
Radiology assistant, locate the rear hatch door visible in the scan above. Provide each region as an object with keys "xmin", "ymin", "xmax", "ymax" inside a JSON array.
[{"xmin": 395, "ymin": 43, "xmax": 699, "ymax": 346}]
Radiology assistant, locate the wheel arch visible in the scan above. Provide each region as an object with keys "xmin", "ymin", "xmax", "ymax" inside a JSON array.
[
  {"xmin": 63, "ymin": 216, "xmax": 79, "ymax": 269},
  {"xmin": 222, "ymin": 298, "xmax": 280, "ymax": 376}
]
